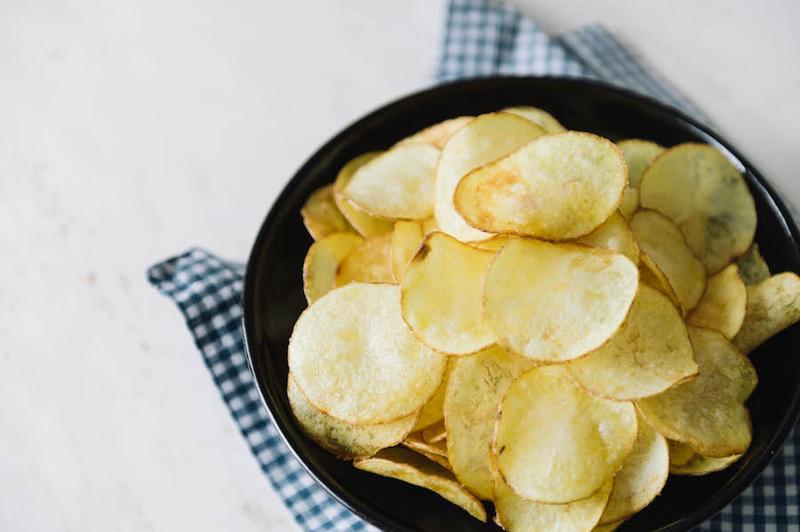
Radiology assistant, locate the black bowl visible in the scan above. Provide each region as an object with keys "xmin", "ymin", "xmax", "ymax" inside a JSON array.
[{"xmin": 242, "ymin": 77, "xmax": 800, "ymax": 531}]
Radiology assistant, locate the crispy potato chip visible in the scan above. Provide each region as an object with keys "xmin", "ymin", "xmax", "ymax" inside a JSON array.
[
  {"xmin": 400, "ymin": 443, "xmax": 452, "ymax": 470},
  {"xmin": 354, "ymin": 447, "xmax": 487, "ymax": 522},
  {"xmin": 618, "ymin": 139, "xmax": 665, "ymax": 189},
  {"xmin": 391, "ymin": 220, "xmax": 424, "ymax": 283},
  {"xmin": 639, "ymin": 253, "xmax": 680, "ymax": 307},
  {"xmin": 333, "ymin": 153, "xmax": 394, "ymax": 238},
  {"xmin": 494, "ymin": 365, "xmax": 638, "ymax": 503},
  {"xmin": 568, "ymin": 284, "xmax": 697, "ymax": 400},
  {"xmin": 593, "ymin": 521, "xmax": 624, "ymax": 532},
  {"xmin": 288, "ymin": 376, "xmax": 416, "ymax": 460},
  {"xmin": 344, "ymin": 143, "xmax": 439, "ymax": 220},
  {"xmin": 688, "ymin": 264, "xmax": 747, "ymax": 338},
  {"xmin": 736, "ymin": 244, "xmax": 770, "ymax": 285},
  {"xmin": 669, "ymin": 452, "xmax": 742, "ymax": 475},
  {"xmin": 734, "ymin": 272, "xmax": 800, "ymax": 354},
  {"xmin": 631, "ymin": 210, "xmax": 706, "ymax": 312},
  {"xmin": 577, "ymin": 211, "xmax": 640, "ymax": 265},
  {"xmin": 668, "ymin": 440, "xmax": 695, "ymax": 467},
  {"xmin": 493, "ymin": 473, "xmax": 612, "ymax": 532},
  {"xmin": 301, "ymin": 185, "xmax": 355, "ymax": 240},
  {"xmin": 470, "ymin": 234, "xmax": 516, "ymax": 252},
  {"xmin": 619, "ymin": 186, "xmax": 639, "ymax": 219},
  {"xmin": 455, "ymin": 132, "xmax": 627, "ymax": 240},
  {"xmin": 289, "ymin": 283, "xmax": 447, "ymax": 424},
  {"xmin": 398, "ymin": 116, "xmax": 474, "ymax": 149},
  {"xmin": 639, "ymin": 143, "xmax": 757, "ymax": 273},
  {"xmin": 502, "ymin": 106, "xmax": 567, "ymax": 133},
  {"xmin": 335, "ymin": 233, "xmax": 393, "ymax": 286},
  {"xmin": 402, "ymin": 232, "xmax": 495, "ymax": 354},
  {"xmin": 444, "ymin": 346, "xmax": 537, "ymax": 499},
  {"xmin": 435, "ymin": 112, "xmax": 545, "ymax": 242},
  {"xmin": 422, "ymin": 217, "xmax": 439, "ymax": 235},
  {"xmin": 422, "ymin": 421, "xmax": 447, "ymax": 443},
  {"xmin": 485, "ymin": 239, "xmax": 638, "ymax": 362},
  {"xmin": 303, "ymin": 233, "xmax": 364, "ymax": 303},
  {"xmin": 637, "ymin": 327, "xmax": 757, "ymax": 457},
  {"xmin": 403, "ymin": 432, "xmax": 448, "ymax": 457},
  {"xmin": 412, "ymin": 361, "xmax": 451, "ymax": 431},
  {"xmin": 599, "ymin": 413, "xmax": 669, "ymax": 524}
]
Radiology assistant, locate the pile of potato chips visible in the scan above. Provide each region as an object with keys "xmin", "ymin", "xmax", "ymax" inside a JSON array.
[{"xmin": 289, "ymin": 108, "xmax": 800, "ymax": 530}]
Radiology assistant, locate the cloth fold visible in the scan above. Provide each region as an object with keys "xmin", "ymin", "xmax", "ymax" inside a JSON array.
[{"xmin": 148, "ymin": 1, "xmax": 799, "ymax": 530}]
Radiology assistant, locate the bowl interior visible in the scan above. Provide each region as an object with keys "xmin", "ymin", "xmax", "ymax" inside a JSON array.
[{"xmin": 243, "ymin": 77, "xmax": 800, "ymax": 531}]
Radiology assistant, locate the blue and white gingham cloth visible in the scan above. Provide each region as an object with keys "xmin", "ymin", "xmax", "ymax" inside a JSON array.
[{"xmin": 148, "ymin": 1, "xmax": 799, "ymax": 530}]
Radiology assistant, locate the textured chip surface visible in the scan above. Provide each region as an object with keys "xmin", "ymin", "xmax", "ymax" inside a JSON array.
[
  {"xmin": 734, "ymin": 272, "xmax": 800, "ymax": 354},
  {"xmin": 333, "ymin": 152, "xmax": 394, "ymax": 238},
  {"xmin": 688, "ymin": 264, "xmax": 747, "ymax": 338},
  {"xmin": 301, "ymin": 184, "xmax": 355, "ymax": 240},
  {"xmin": 303, "ymin": 232, "xmax": 363, "ymax": 303}
]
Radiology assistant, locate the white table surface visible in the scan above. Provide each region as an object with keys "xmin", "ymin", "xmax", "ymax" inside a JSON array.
[{"xmin": 1, "ymin": 1, "xmax": 798, "ymax": 530}]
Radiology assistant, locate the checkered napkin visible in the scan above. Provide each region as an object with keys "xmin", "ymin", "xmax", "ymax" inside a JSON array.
[{"xmin": 147, "ymin": 0, "xmax": 799, "ymax": 530}]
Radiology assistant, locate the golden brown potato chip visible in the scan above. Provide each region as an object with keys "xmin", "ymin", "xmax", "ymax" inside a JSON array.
[
  {"xmin": 335, "ymin": 233, "xmax": 394, "ymax": 286},
  {"xmin": 688, "ymin": 264, "xmax": 747, "ymax": 338},
  {"xmin": 400, "ymin": 442, "xmax": 452, "ymax": 470},
  {"xmin": 618, "ymin": 139, "xmax": 665, "ymax": 189},
  {"xmin": 390, "ymin": 220, "xmax": 424, "ymax": 283},
  {"xmin": 403, "ymin": 432, "xmax": 447, "ymax": 457},
  {"xmin": 435, "ymin": 112, "xmax": 545, "ymax": 242},
  {"xmin": 303, "ymin": 233, "xmax": 363, "ymax": 303},
  {"xmin": 333, "ymin": 153, "xmax": 394, "ymax": 238},
  {"xmin": 639, "ymin": 253, "xmax": 681, "ymax": 308},
  {"xmin": 455, "ymin": 132, "xmax": 627, "ymax": 240},
  {"xmin": 598, "ymin": 414, "xmax": 669, "ymax": 524},
  {"xmin": 502, "ymin": 105, "xmax": 567, "ymax": 133},
  {"xmin": 668, "ymin": 440, "xmax": 695, "ymax": 467},
  {"xmin": 444, "ymin": 346, "xmax": 537, "ymax": 499},
  {"xmin": 577, "ymin": 211, "xmax": 640, "ymax": 265},
  {"xmin": 493, "ymin": 473, "xmax": 612, "ymax": 532},
  {"xmin": 398, "ymin": 116, "xmax": 474, "ymax": 149},
  {"xmin": 485, "ymin": 239, "xmax": 638, "ymax": 362},
  {"xmin": 301, "ymin": 185, "xmax": 355, "ymax": 240},
  {"xmin": 412, "ymin": 361, "xmax": 451, "ymax": 431},
  {"xmin": 637, "ymin": 327, "xmax": 757, "ymax": 457},
  {"xmin": 354, "ymin": 447, "xmax": 487, "ymax": 522},
  {"xmin": 288, "ymin": 376, "xmax": 416, "ymax": 460},
  {"xmin": 494, "ymin": 365, "xmax": 638, "ymax": 503},
  {"xmin": 422, "ymin": 217, "xmax": 439, "ymax": 235},
  {"xmin": 736, "ymin": 244, "xmax": 770, "ymax": 285},
  {"xmin": 734, "ymin": 272, "xmax": 800, "ymax": 354},
  {"xmin": 289, "ymin": 283, "xmax": 447, "ymax": 424},
  {"xmin": 631, "ymin": 209, "xmax": 706, "ymax": 312},
  {"xmin": 344, "ymin": 143, "xmax": 439, "ymax": 220},
  {"xmin": 402, "ymin": 232, "xmax": 495, "ymax": 354},
  {"xmin": 619, "ymin": 187, "xmax": 640, "ymax": 219},
  {"xmin": 669, "ymin": 452, "xmax": 742, "ymax": 476},
  {"xmin": 639, "ymin": 143, "xmax": 756, "ymax": 273},
  {"xmin": 422, "ymin": 421, "xmax": 447, "ymax": 443},
  {"xmin": 470, "ymin": 234, "xmax": 516, "ymax": 252},
  {"xmin": 568, "ymin": 284, "xmax": 697, "ymax": 400},
  {"xmin": 593, "ymin": 521, "xmax": 625, "ymax": 532}
]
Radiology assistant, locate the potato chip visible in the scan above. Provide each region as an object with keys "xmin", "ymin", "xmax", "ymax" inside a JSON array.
[
  {"xmin": 668, "ymin": 440, "xmax": 695, "ymax": 467},
  {"xmin": 568, "ymin": 284, "xmax": 697, "ymax": 400},
  {"xmin": 398, "ymin": 116, "xmax": 474, "ymax": 149},
  {"xmin": 444, "ymin": 346, "xmax": 537, "ymax": 499},
  {"xmin": 344, "ymin": 143, "xmax": 439, "ymax": 220},
  {"xmin": 422, "ymin": 421, "xmax": 447, "ymax": 443},
  {"xmin": 631, "ymin": 209, "xmax": 706, "ymax": 312},
  {"xmin": 455, "ymin": 132, "xmax": 627, "ymax": 240},
  {"xmin": 494, "ymin": 365, "xmax": 638, "ymax": 503},
  {"xmin": 669, "ymin": 452, "xmax": 742, "ymax": 476},
  {"xmin": 332, "ymin": 153, "xmax": 394, "ymax": 238},
  {"xmin": 493, "ymin": 473, "xmax": 612, "ymax": 532},
  {"xmin": 288, "ymin": 376, "xmax": 416, "ymax": 460},
  {"xmin": 390, "ymin": 220, "xmax": 424, "ymax": 283},
  {"xmin": 593, "ymin": 521, "xmax": 624, "ymax": 532},
  {"xmin": 435, "ymin": 112, "xmax": 545, "ymax": 242},
  {"xmin": 470, "ymin": 234, "xmax": 516, "ymax": 252},
  {"xmin": 619, "ymin": 187, "xmax": 639, "ymax": 219},
  {"xmin": 502, "ymin": 105, "xmax": 567, "ymax": 133},
  {"xmin": 400, "ymin": 442, "xmax": 452, "ymax": 471},
  {"xmin": 637, "ymin": 327, "xmax": 757, "ymax": 457},
  {"xmin": 618, "ymin": 139, "xmax": 665, "ymax": 189},
  {"xmin": 577, "ymin": 211, "xmax": 640, "ymax": 265},
  {"xmin": 688, "ymin": 264, "xmax": 747, "ymax": 338},
  {"xmin": 354, "ymin": 447, "xmax": 487, "ymax": 522},
  {"xmin": 289, "ymin": 283, "xmax": 447, "ymax": 424},
  {"xmin": 421, "ymin": 217, "xmax": 439, "ymax": 235},
  {"xmin": 403, "ymin": 432, "xmax": 448, "ymax": 457},
  {"xmin": 734, "ymin": 272, "xmax": 800, "ymax": 354},
  {"xmin": 485, "ymin": 239, "xmax": 638, "ymax": 362},
  {"xmin": 736, "ymin": 244, "xmax": 770, "ymax": 285},
  {"xmin": 639, "ymin": 143, "xmax": 757, "ymax": 273},
  {"xmin": 303, "ymin": 233, "xmax": 363, "ymax": 303},
  {"xmin": 301, "ymin": 184, "xmax": 355, "ymax": 240},
  {"xmin": 639, "ymin": 253, "xmax": 680, "ymax": 308},
  {"xmin": 402, "ymin": 232, "xmax": 495, "ymax": 354},
  {"xmin": 599, "ymin": 413, "xmax": 669, "ymax": 524},
  {"xmin": 335, "ymin": 233, "xmax": 393, "ymax": 286},
  {"xmin": 412, "ymin": 360, "xmax": 451, "ymax": 431}
]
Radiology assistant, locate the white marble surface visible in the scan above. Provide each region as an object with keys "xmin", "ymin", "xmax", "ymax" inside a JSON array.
[{"xmin": 0, "ymin": 1, "xmax": 797, "ymax": 530}]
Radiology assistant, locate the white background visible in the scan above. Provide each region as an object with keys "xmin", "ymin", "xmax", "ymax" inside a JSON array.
[{"xmin": 1, "ymin": 1, "xmax": 798, "ymax": 530}]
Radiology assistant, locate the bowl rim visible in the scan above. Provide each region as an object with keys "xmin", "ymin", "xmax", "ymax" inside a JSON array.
[{"xmin": 242, "ymin": 75, "xmax": 800, "ymax": 531}]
